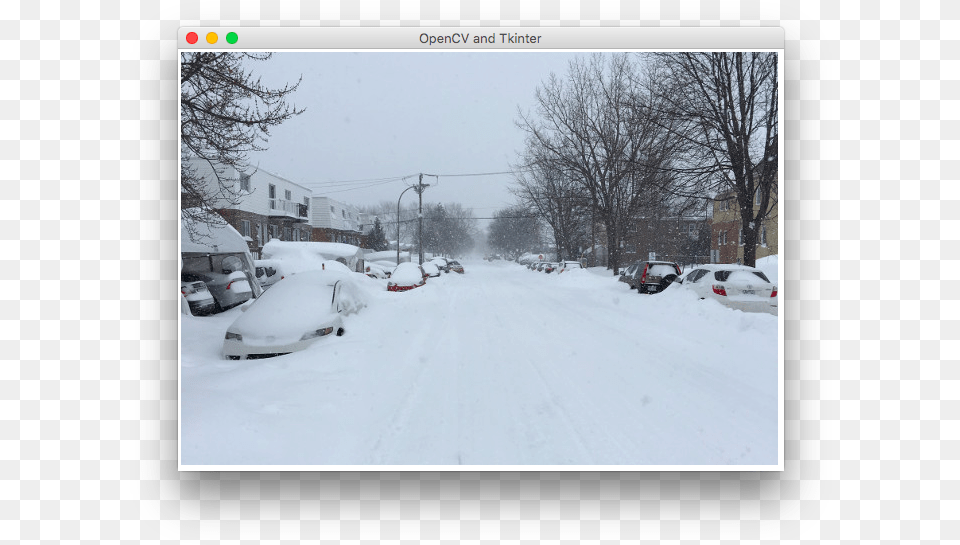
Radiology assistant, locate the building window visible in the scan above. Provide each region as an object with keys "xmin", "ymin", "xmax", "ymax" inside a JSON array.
[
  {"xmin": 285, "ymin": 189, "xmax": 291, "ymax": 201},
  {"xmin": 688, "ymin": 224, "xmax": 696, "ymax": 237},
  {"xmin": 240, "ymin": 220, "xmax": 250, "ymax": 237},
  {"xmin": 257, "ymin": 223, "xmax": 264, "ymax": 245},
  {"xmin": 269, "ymin": 224, "xmax": 278, "ymax": 241},
  {"xmin": 718, "ymin": 231, "xmax": 727, "ymax": 245},
  {"xmin": 330, "ymin": 206, "xmax": 335, "ymax": 213},
  {"xmin": 760, "ymin": 224, "xmax": 767, "ymax": 246},
  {"xmin": 755, "ymin": 188, "xmax": 762, "ymax": 206},
  {"xmin": 293, "ymin": 228, "xmax": 300, "ymax": 241},
  {"xmin": 284, "ymin": 227, "xmax": 292, "ymax": 241},
  {"xmin": 342, "ymin": 210, "xmax": 346, "ymax": 219},
  {"xmin": 304, "ymin": 197, "xmax": 310, "ymax": 212},
  {"xmin": 739, "ymin": 228, "xmax": 744, "ymax": 245},
  {"xmin": 240, "ymin": 173, "xmax": 250, "ymax": 192},
  {"xmin": 269, "ymin": 184, "xmax": 276, "ymax": 209}
]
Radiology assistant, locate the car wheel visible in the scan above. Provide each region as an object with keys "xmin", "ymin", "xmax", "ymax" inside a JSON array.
[
  {"xmin": 227, "ymin": 356, "xmax": 240, "ymax": 360},
  {"xmin": 336, "ymin": 328, "xmax": 345, "ymax": 337}
]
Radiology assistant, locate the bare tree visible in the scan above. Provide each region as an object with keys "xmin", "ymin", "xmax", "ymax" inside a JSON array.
[
  {"xmin": 180, "ymin": 52, "xmax": 305, "ymax": 241},
  {"xmin": 647, "ymin": 52, "xmax": 778, "ymax": 267},
  {"xmin": 512, "ymin": 146, "xmax": 590, "ymax": 262},
  {"xmin": 423, "ymin": 202, "xmax": 479, "ymax": 257},
  {"xmin": 487, "ymin": 206, "xmax": 541, "ymax": 259},
  {"xmin": 516, "ymin": 53, "xmax": 677, "ymax": 275}
]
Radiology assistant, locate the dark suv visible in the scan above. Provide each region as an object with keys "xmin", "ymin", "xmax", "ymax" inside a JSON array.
[{"xmin": 618, "ymin": 260, "xmax": 682, "ymax": 294}]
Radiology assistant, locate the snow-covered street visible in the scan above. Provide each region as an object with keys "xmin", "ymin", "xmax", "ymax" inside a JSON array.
[{"xmin": 180, "ymin": 259, "xmax": 780, "ymax": 468}]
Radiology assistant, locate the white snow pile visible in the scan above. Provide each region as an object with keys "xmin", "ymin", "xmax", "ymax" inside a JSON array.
[{"xmin": 755, "ymin": 255, "xmax": 779, "ymax": 284}]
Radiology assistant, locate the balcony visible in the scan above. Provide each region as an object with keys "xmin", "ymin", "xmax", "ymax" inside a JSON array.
[{"xmin": 268, "ymin": 199, "xmax": 309, "ymax": 222}]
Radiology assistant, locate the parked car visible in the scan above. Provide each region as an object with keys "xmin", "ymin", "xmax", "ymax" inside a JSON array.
[
  {"xmin": 422, "ymin": 261, "xmax": 442, "ymax": 278},
  {"xmin": 181, "ymin": 253, "xmax": 254, "ymax": 312},
  {"xmin": 364, "ymin": 262, "xmax": 388, "ymax": 279},
  {"xmin": 619, "ymin": 260, "xmax": 682, "ymax": 294},
  {"xmin": 675, "ymin": 264, "xmax": 777, "ymax": 314},
  {"xmin": 447, "ymin": 260, "xmax": 464, "ymax": 274},
  {"xmin": 372, "ymin": 260, "xmax": 398, "ymax": 278},
  {"xmin": 388, "ymin": 262, "xmax": 427, "ymax": 292},
  {"xmin": 254, "ymin": 259, "xmax": 288, "ymax": 290},
  {"xmin": 429, "ymin": 257, "xmax": 449, "ymax": 273},
  {"xmin": 180, "ymin": 279, "xmax": 215, "ymax": 315},
  {"xmin": 556, "ymin": 261, "xmax": 583, "ymax": 274},
  {"xmin": 543, "ymin": 262, "xmax": 557, "ymax": 274},
  {"xmin": 222, "ymin": 270, "xmax": 365, "ymax": 360}
]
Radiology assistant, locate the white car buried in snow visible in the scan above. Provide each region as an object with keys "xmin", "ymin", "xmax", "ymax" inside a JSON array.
[
  {"xmin": 675, "ymin": 264, "xmax": 778, "ymax": 315},
  {"xmin": 222, "ymin": 269, "xmax": 366, "ymax": 360}
]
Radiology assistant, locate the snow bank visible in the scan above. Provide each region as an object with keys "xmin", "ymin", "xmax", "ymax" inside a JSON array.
[{"xmin": 755, "ymin": 255, "xmax": 778, "ymax": 284}]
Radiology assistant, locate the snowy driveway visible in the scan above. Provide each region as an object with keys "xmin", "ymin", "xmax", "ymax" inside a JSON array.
[{"xmin": 180, "ymin": 259, "xmax": 779, "ymax": 467}]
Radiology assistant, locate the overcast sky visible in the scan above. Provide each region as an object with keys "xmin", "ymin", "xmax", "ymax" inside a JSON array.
[{"xmin": 245, "ymin": 52, "xmax": 585, "ymax": 223}]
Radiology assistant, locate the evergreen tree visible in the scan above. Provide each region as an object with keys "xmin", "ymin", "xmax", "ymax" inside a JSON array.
[{"xmin": 367, "ymin": 217, "xmax": 389, "ymax": 251}]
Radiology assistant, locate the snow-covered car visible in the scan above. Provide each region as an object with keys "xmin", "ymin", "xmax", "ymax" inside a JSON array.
[
  {"xmin": 447, "ymin": 260, "xmax": 464, "ymax": 274},
  {"xmin": 619, "ymin": 260, "xmax": 682, "ymax": 294},
  {"xmin": 556, "ymin": 261, "xmax": 583, "ymax": 274},
  {"xmin": 675, "ymin": 264, "xmax": 778, "ymax": 315},
  {"xmin": 543, "ymin": 262, "xmax": 557, "ymax": 274},
  {"xmin": 372, "ymin": 261, "xmax": 398, "ymax": 278},
  {"xmin": 364, "ymin": 262, "xmax": 388, "ymax": 279},
  {"xmin": 254, "ymin": 259, "xmax": 288, "ymax": 290},
  {"xmin": 422, "ymin": 262, "xmax": 441, "ymax": 278},
  {"xmin": 388, "ymin": 262, "xmax": 427, "ymax": 292},
  {"xmin": 222, "ymin": 270, "xmax": 365, "ymax": 360},
  {"xmin": 429, "ymin": 257, "xmax": 449, "ymax": 273},
  {"xmin": 181, "ymin": 279, "xmax": 215, "ymax": 315},
  {"xmin": 181, "ymin": 254, "xmax": 254, "ymax": 312}
]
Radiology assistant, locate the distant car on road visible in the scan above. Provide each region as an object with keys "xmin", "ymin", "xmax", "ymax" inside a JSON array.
[
  {"xmin": 388, "ymin": 262, "xmax": 427, "ymax": 292},
  {"xmin": 222, "ymin": 270, "xmax": 365, "ymax": 360},
  {"xmin": 447, "ymin": 260, "xmax": 464, "ymax": 274},
  {"xmin": 675, "ymin": 264, "xmax": 777, "ymax": 314},
  {"xmin": 619, "ymin": 260, "xmax": 682, "ymax": 294}
]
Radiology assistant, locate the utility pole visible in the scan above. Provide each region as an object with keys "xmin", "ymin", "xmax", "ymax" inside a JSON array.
[{"xmin": 415, "ymin": 173, "xmax": 426, "ymax": 265}]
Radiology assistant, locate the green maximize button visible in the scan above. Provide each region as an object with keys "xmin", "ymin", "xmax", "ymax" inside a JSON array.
[{"xmin": 226, "ymin": 32, "xmax": 238, "ymax": 44}]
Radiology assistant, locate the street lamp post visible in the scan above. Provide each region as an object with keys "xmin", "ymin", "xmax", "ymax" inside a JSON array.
[{"xmin": 396, "ymin": 179, "xmax": 430, "ymax": 265}]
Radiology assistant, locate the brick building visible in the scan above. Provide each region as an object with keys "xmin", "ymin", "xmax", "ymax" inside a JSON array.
[{"xmin": 710, "ymin": 187, "xmax": 778, "ymax": 264}]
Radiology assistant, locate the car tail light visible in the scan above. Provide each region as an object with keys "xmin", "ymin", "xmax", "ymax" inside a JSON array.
[
  {"xmin": 712, "ymin": 285, "xmax": 727, "ymax": 296},
  {"xmin": 640, "ymin": 264, "xmax": 648, "ymax": 283},
  {"xmin": 771, "ymin": 286, "xmax": 777, "ymax": 297}
]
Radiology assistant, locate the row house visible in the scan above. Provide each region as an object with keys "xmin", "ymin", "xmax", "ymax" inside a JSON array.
[
  {"xmin": 309, "ymin": 196, "xmax": 368, "ymax": 248},
  {"xmin": 184, "ymin": 159, "xmax": 313, "ymax": 256}
]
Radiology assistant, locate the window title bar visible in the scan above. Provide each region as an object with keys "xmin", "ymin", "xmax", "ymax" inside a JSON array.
[{"xmin": 178, "ymin": 27, "xmax": 784, "ymax": 50}]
